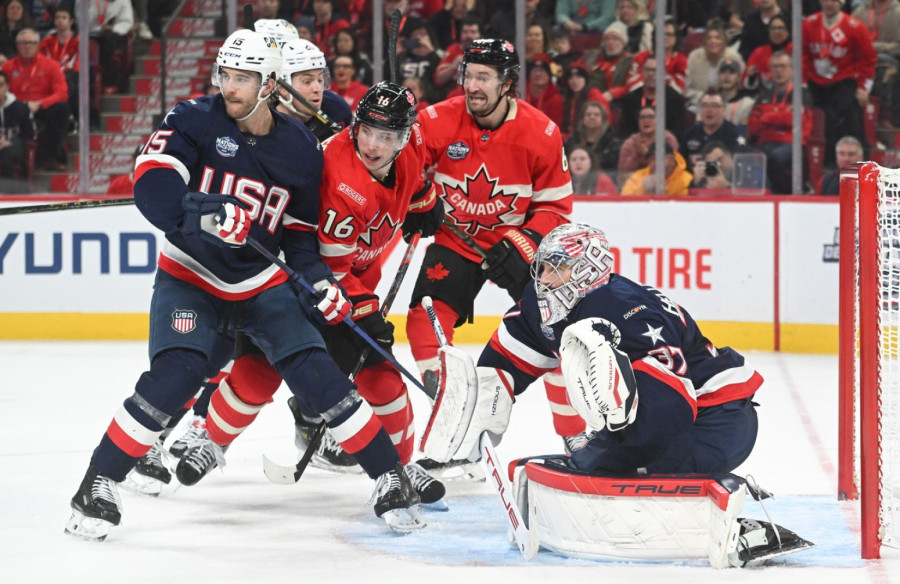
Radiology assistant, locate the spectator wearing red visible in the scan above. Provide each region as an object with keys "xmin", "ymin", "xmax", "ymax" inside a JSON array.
[
  {"xmin": 559, "ymin": 61, "xmax": 610, "ymax": 139},
  {"xmin": 432, "ymin": 15, "xmax": 480, "ymax": 100},
  {"xmin": 631, "ymin": 18, "xmax": 687, "ymax": 95},
  {"xmin": 40, "ymin": 6, "xmax": 80, "ymax": 128},
  {"xmin": 524, "ymin": 21, "xmax": 553, "ymax": 63},
  {"xmin": 747, "ymin": 51, "xmax": 813, "ymax": 194},
  {"xmin": 588, "ymin": 21, "xmax": 634, "ymax": 103},
  {"xmin": 568, "ymin": 146, "xmax": 618, "ymax": 195},
  {"xmin": 803, "ymin": 0, "xmax": 877, "ymax": 167},
  {"xmin": 742, "ymin": 14, "xmax": 791, "ymax": 94},
  {"xmin": 525, "ymin": 56, "xmax": 563, "ymax": 127},
  {"xmin": 739, "ymin": 0, "xmax": 785, "ymax": 63},
  {"xmin": 330, "ymin": 53, "xmax": 368, "ymax": 108},
  {"xmin": 407, "ymin": 0, "xmax": 444, "ymax": 19},
  {"xmin": 428, "ymin": 0, "xmax": 477, "ymax": 50},
  {"xmin": 312, "ymin": 0, "xmax": 350, "ymax": 60},
  {"xmin": 2, "ymin": 27, "xmax": 69, "ymax": 171}
]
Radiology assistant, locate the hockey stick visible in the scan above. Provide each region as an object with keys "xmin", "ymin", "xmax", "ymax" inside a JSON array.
[
  {"xmin": 0, "ymin": 198, "xmax": 135, "ymax": 216},
  {"xmin": 388, "ymin": 9, "xmax": 402, "ymax": 84},
  {"xmin": 421, "ymin": 296, "xmax": 538, "ymax": 560},
  {"xmin": 262, "ymin": 233, "xmax": 423, "ymax": 484},
  {"xmin": 442, "ymin": 220, "xmax": 488, "ymax": 260},
  {"xmin": 242, "ymin": 3, "xmax": 254, "ymax": 29},
  {"xmin": 246, "ymin": 236, "xmax": 427, "ymax": 395},
  {"xmin": 276, "ymin": 78, "xmax": 344, "ymax": 135}
]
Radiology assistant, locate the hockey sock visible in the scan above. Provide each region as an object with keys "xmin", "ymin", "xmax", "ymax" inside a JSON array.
[
  {"xmin": 206, "ymin": 354, "xmax": 280, "ymax": 446},
  {"xmin": 355, "ymin": 363, "xmax": 415, "ymax": 465},
  {"xmin": 328, "ymin": 399, "xmax": 399, "ymax": 479},
  {"xmin": 407, "ymin": 298, "xmax": 458, "ymax": 374}
]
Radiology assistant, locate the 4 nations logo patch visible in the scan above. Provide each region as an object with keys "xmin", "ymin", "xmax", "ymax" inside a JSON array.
[
  {"xmin": 447, "ymin": 141, "xmax": 470, "ymax": 160},
  {"xmin": 171, "ymin": 309, "xmax": 197, "ymax": 334}
]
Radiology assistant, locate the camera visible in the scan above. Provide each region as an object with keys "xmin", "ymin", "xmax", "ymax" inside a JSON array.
[
  {"xmin": 704, "ymin": 160, "xmax": 720, "ymax": 177},
  {"xmin": 401, "ymin": 38, "xmax": 421, "ymax": 51}
]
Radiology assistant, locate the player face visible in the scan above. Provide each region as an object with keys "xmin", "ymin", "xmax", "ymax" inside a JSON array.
[
  {"xmin": 537, "ymin": 260, "xmax": 574, "ymax": 290},
  {"xmin": 356, "ymin": 123, "xmax": 405, "ymax": 176},
  {"xmin": 290, "ymin": 69, "xmax": 326, "ymax": 108},
  {"xmin": 462, "ymin": 64, "xmax": 508, "ymax": 117},
  {"xmin": 218, "ymin": 67, "xmax": 263, "ymax": 120}
]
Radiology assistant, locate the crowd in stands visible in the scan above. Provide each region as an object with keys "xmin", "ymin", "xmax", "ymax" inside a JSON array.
[
  {"xmin": 0, "ymin": 0, "xmax": 891, "ymax": 194},
  {"xmin": 265, "ymin": 0, "xmax": 888, "ymax": 195}
]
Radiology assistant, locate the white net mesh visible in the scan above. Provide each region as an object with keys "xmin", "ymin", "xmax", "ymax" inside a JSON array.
[{"xmin": 877, "ymin": 171, "xmax": 900, "ymax": 548}]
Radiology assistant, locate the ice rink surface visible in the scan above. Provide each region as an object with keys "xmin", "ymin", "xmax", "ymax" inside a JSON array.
[{"xmin": 2, "ymin": 341, "xmax": 899, "ymax": 583}]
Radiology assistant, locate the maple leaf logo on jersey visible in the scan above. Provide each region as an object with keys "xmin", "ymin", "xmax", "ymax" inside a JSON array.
[
  {"xmin": 356, "ymin": 212, "xmax": 400, "ymax": 264},
  {"xmin": 426, "ymin": 262, "xmax": 450, "ymax": 281},
  {"xmin": 442, "ymin": 164, "xmax": 518, "ymax": 235}
]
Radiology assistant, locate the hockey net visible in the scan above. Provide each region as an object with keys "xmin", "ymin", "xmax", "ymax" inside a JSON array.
[{"xmin": 839, "ymin": 162, "xmax": 900, "ymax": 559}]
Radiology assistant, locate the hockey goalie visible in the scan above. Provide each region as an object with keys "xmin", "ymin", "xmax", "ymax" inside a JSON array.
[{"xmin": 421, "ymin": 222, "xmax": 813, "ymax": 567}]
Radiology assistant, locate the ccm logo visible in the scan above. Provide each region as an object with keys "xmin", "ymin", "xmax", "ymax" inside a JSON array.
[{"xmin": 609, "ymin": 484, "xmax": 704, "ymax": 496}]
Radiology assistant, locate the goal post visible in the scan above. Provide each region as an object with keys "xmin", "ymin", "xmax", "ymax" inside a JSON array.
[{"xmin": 839, "ymin": 161, "xmax": 900, "ymax": 559}]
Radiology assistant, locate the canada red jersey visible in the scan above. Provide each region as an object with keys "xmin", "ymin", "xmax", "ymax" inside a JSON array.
[
  {"xmin": 418, "ymin": 97, "xmax": 573, "ymax": 263},
  {"xmin": 39, "ymin": 33, "xmax": 79, "ymax": 72},
  {"xmin": 802, "ymin": 12, "xmax": 876, "ymax": 91},
  {"xmin": 318, "ymin": 125, "xmax": 435, "ymax": 301}
]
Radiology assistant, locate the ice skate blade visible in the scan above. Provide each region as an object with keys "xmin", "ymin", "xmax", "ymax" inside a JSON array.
[
  {"xmin": 310, "ymin": 456, "xmax": 364, "ymax": 474},
  {"xmin": 120, "ymin": 470, "xmax": 165, "ymax": 497},
  {"xmin": 381, "ymin": 505, "xmax": 427, "ymax": 533},
  {"xmin": 420, "ymin": 499, "xmax": 449, "ymax": 512},
  {"xmin": 64, "ymin": 509, "xmax": 114, "ymax": 542}
]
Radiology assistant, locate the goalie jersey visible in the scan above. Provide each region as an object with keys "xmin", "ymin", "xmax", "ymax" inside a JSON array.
[
  {"xmin": 134, "ymin": 95, "xmax": 325, "ymax": 300},
  {"xmin": 479, "ymin": 273, "xmax": 763, "ymax": 472}
]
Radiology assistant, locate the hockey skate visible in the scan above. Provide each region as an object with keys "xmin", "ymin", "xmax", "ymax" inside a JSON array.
[
  {"xmin": 289, "ymin": 396, "xmax": 361, "ymax": 473},
  {"xmin": 168, "ymin": 415, "xmax": 207, "ymax": 458},
  {"xmin": 175, "ymin": 438, "xmax": 227, "ymax": 486},
  {"xmin": 404, "ymin": 462, "xmax": 448, "ymax": 511},
  {"xmin": 121, "ymin": 440, "xmax": 173, "ymax": 496},
  {"xmin": 369, "ymin": 463, "xmax": 426, "ymax": 533},
  {"xmin": 728, "ymin": 518, "xmax": 815, "ymax": 567},
  {"xmin": 65, "ymin": 466, "xmax": 122, "ymax": 542}
]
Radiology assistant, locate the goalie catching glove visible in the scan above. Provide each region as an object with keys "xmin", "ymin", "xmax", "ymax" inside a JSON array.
[
  {"xmin": 420, "ymin": 345, "xmax": 515, "ymax": 463},
  {"xmin": 559, "ymin": 317, "xmax": 638, "ymax": 433}
]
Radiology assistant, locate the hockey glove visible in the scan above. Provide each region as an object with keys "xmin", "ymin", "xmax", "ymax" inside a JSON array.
[
  {"xmin": 182, "ymin": 192, "xmax": 251, "ymax": 248},
  {"xmin": 352, "ymin": 304, "xmax": 395, "ymax": 366},
  {"xmin": 482, "ymin": 227, "xmax": 543, "ymax": 299},
  {"xmin": 312, "ymin": 279, "xmax": 352, "ymax": 326},
  {"xmin": 401, "ymin": 181, "xmax": 444, "ymax": 242}
]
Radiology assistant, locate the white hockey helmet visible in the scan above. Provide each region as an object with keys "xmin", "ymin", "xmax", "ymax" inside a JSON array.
[
  {"xmin": 212, "ymin": 29, "xmax": 282, "ymax": 89},
  {"xmin": 532, "ymin": 223, "xmax": 615, "ymax": 326},
  {"xmin": 279, "ymin": 38, "xmax": 330, "ymax": 89},
  {"xmin": 254, "ymin": 18, "xmax": 300, "ymax": 47}
]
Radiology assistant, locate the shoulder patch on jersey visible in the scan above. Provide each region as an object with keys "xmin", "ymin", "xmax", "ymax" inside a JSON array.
[
  {"xmin": 215, "ymin": 136, "xmax": 239, "ymax": 158},
  {"xmin": 544, "ymin": 120, "xmax": 556, "ymax": 136},
  {"xmin": 171, "ymin": 309, "xmax": 197, "ymax": 334},
  {"xmin": 338, "ymin": 182, "xmax": 366, "ymax": 206},
  {"xmin": 447, "ymin": 141, "xmax": 470, "ymax": 160},
  {"xmin": 426, "ymin": 105, "xmax": 438, "ymax": 119}
]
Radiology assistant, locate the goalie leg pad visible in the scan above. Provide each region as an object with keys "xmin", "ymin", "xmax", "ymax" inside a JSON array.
[
  {"xmin": 559, "ymin": 318, "xmax": 638, "ymax": 433},
  {"xmin": 420, "ymin": 345, "xmax": 478, "ymax": 463}
]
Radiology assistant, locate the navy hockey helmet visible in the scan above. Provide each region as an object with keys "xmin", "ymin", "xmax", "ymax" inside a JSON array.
[
  {"xmin": 352, "ymin": 81, "xmax": 419, "ymax": 134},
  {"xmin": 458, "ymin": 38, "xmax": 520, "ymax": 88}
]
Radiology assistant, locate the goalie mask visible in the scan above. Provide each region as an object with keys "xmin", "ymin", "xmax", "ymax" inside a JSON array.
[
  {"xmin": 532, "ymin": 223, "xmax": 615, "ymax": 326},
  {"xmin": 212, "ymin": 29, "xmax": 282, "ymax": 121}
]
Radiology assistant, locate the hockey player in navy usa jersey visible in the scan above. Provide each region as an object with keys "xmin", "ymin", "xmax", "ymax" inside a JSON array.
[
  {"xmin": 65, "ymin": 29, "xmax": 424, "ymax": 542},
  {"xmin": 427, "ymin": 222, "xmax": 762, "ymax": 476}
]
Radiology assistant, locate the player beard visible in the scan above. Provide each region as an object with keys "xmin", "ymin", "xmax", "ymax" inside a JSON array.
[
  {"xmin": 224, "ymin": 95, "xmax": 257, "ymax": 121},
  {"xmin": 466, "ymin": 89, "xmax": 502, "ymax": 118}
]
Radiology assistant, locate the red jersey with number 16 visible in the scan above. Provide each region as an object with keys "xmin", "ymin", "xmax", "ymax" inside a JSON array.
[
  {"xmin": 418, "ymin": 96, "xmax": 574, "ymax": 263},
  {"xmin": 318, "ymin": 124, "xmax": 436, "ymax": 300}
]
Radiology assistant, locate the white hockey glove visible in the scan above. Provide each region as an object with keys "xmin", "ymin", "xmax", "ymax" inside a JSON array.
[
  {"xmin": 420, "ymin": 345, "xmax": 514, "ymax": 463},
  {"xmin": 559, "ymin": 318, "xmax": 638, "ymax": 433},
  {"xmin": 312, "ymin": 279, "xmax": 351, "ymax": 325},
  {"xmin": 213, "ymin": 203, "xmax": 251, "ymax": 246}
]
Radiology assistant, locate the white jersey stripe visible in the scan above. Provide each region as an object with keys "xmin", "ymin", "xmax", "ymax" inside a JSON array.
[
  {"xmin": 498, "ymin": 321, "xmax": 560, "ymax": 370},
  {"xmin": 112, "ymin": 405, "xmax": 158, "ymax": 448},
  {"xmin": 695, "ymin": 364, "xmax": 760, "ymax": 397},
  {"xmin": 330, "ymin": 401, "xmax": 376, "ymax": 444},
  {"xmin": 136, "ymin": 153, "xmax": 190, "ymax": 184},
  {"xmin": 162, "ymin": 243, "xmax": 284, "ymax": 295}
]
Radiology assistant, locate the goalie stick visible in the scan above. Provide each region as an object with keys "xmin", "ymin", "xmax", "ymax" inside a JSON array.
[
  {"xmin": 421, "ymin": 296, "xmax": 539, "ymax": 560},
  {"xmin": 262, "ymin": 233, "xmax": 423, "ymax": 484}
]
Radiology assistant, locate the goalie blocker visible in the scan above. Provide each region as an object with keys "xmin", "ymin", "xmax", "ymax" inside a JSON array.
[{"xmin": 512, "ymin": 459, "xmax": 814, "ymax": 568}]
